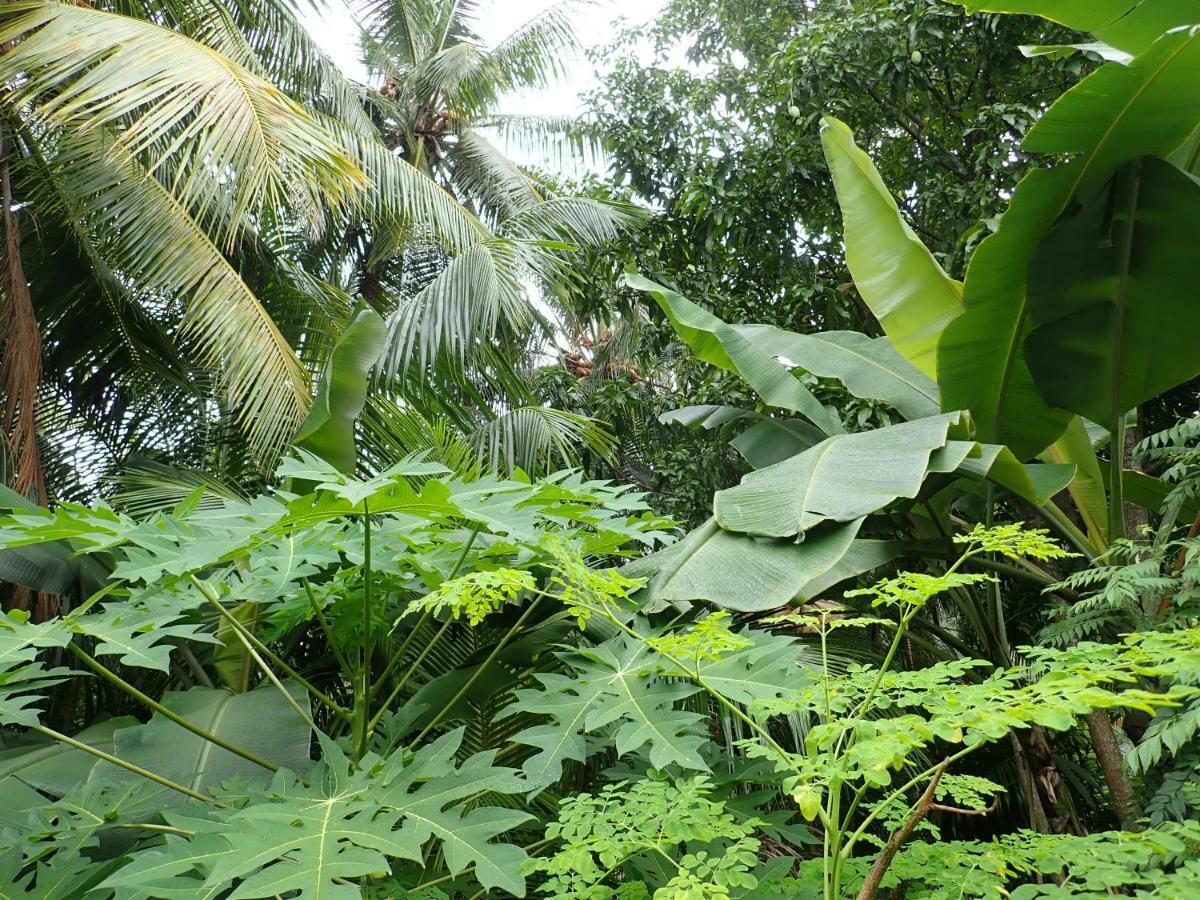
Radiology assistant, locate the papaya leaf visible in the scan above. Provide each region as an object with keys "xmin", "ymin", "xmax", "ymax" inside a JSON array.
[
  {"xmin": 104, "ymin": 729, "xmax": 531, "ymax": 899},
  {"xmin": 506, "ymin": 635, "xmax": 709, "ymax": 788}
]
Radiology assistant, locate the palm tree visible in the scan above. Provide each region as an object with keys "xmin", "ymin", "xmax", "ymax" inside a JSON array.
[
  {"xmin": 0, "ymin": 0, "xmax": 633, "ymax": 514},
  {"xmin": 354, "ymin": 0, "xmax": 635, "ymax": 380}
]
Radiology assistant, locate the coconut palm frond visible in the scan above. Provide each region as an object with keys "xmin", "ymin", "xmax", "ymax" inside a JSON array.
[
  {"xmin": 502, "ymin": 196, "xmax": 643, "ymax": 248},
  {"xmin": 326, "ymin": 119, "xmax": 489, "ymax": 253},
  {"xmin": 47, "ymin": 129, "xmax": 312, "ymax": 462},
  {"xmin": 472, "ymin": 405, "xmax": 616, "ymax": 474},
  {"xmin": 358, "ymin": 396, "xmax": 486, "ymax": 479},
  {"xmin": 474, "ymin": 113, "xmax": 604, "ymax": 171},
  {"xmin": 185, "ymin": 0, "xmax": 378, "ymax": 135},
  {"xmin": 488, "ymin": 0, "xmax": 591, "ymax": 92},
  {"xmin": 452, "ymin": 129, "xmax": 547, "ymax": 220},
  {"xmin": 0, "ymin": 1, "xmax": 365, "ymax": 245},
  {"xmin": 106, "ymin": 460, "xmax": 248, "ymax": 519},
  {"xmin": 378, "ymin": 238, "xmax": 535, "ymax": 379}
]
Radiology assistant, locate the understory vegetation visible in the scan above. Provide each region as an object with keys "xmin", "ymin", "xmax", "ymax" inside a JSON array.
[{"xmin": 1, "ymin": 0, "xmax": 1200, "ymax": 897}]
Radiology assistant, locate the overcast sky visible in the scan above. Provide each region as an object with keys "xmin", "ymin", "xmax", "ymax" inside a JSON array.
[{"xmin": 300, "ymin": 0, "xmax": 667, "ymax": 117}]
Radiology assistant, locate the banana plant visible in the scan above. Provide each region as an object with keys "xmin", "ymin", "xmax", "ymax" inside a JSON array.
[{"xmin": 630, "ymin": 1, "xmax": 1200, "ymax": 831}]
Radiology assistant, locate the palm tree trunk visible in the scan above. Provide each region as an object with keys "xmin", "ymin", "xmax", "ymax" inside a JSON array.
[
  {"xmin": 1, "ymin": 125, "xmax": 53, "ymax": 617},
  {"xmin": 0, "ymin": 128, "xmax": 46, "ymax": 507}
]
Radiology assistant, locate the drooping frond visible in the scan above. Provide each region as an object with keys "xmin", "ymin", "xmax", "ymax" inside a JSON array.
[
  {"xmin": 473, "ymin": 405, "xmax": 616, "ymax": 474},
  {"xmin": 474, "ymin": 113, "xmax": 603, "ymax": 171},
  {"xmin": 358, "ymin": 396, "xmax": 486, "ymax": 478},
  {"xmin": 452, "ymin": 129, "xmax": 547, "ymax": 219},
  {"xmin": 47, "ymin": 129, "xmax": 311, "ymax": 461},
  {"xmin": 378, "ymin": 238, "xmax": 532, "ymax": 378},
  {"xmin": 0, "ymin": 1, "xmax": 365, "ymax": 245},
  {"xmin": 501, "ymin": 196, "xmax": 643, "ymax": 247},
  {"xmin": 106, "ymin": 460, "xmax": 247, "ymax": 518},
  {"xmin": 324, "ymin": 119, "xmax": 489, "ymax": 253},
  {"xmin": 181, "ymin": 0, "xmax": 379, "ymax": 135},
  {"xmin": 375, "ymin": 195, "xmax": 639, "ymax": 384},
  {"xmin": 488, "ymin": 0, "xmax": 590, "ymax": 92}
]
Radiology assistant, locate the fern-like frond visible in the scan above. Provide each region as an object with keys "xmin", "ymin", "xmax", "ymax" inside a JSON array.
[
  {"xmin": 487, "ymin": 0, "xmax": 590, "ymax": 93},
  {"xmin": 471, "ymin": 406, "xmax": 616, "ymax": 474},
  {"xmin": 0, "ymin": 1, "xmax": 365, "ymax": 245},
  {"xmin": 47, "ymin": 130, "xmax": 311, "ymax": 460}
]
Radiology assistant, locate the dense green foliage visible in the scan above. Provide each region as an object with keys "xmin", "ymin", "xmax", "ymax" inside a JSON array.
[
  {"xmin": 536, "ymin": 0, "xmax": 1096, "ymax": 523},
  {"xmin": 2, "ymin": 0, "xmax": 1200, "ymax": 898}
]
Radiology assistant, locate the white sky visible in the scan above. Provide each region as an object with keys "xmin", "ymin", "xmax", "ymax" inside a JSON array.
[{"xmin": 300, "ymin": 0, "xmax": 667, "ymax": 117}]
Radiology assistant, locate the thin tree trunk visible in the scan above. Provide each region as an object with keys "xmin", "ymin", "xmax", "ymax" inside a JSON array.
[
  {"xmin": 1080, "ymin": 417, "xmax": 1144, "ymax": 820},
  {"xmin": 0, "ymin": 129, "xmax": 46, "ymax": 507},
  {"xmin": 857, "ymin": 761, "xmax": 950, "ymax": 899},
  {"xmin": 1088, "ymin": 708, "xmax": 1135, "ymax": 823},
  {"xmin": 1009, "ymin": 731, "xmax": 1052, "ymax": 832},
  {"xmin": 1, "ymin": 126, "xmax": 52, "ymax": 619}
]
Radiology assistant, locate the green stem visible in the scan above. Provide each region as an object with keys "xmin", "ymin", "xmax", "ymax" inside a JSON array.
[
  {"xmin": 1038, "ymin": 500, "xmax": 1099, "ymax": 560},
  {"xmin": 408, "ymin": 597, "xmax": 542, "ymax": 748},
  {"xmin": 69, "ymin": 645, "xmax": 278, "ymax": 773},
  {"xmin": 846, "ymin": 548, "xmax": 977, "ymax": 737},
  {"xmin": 840, "ymin": 782, "xmax": 872, "ymax": 834},
  {"xmin": 848, "ymin": 608, "xmax": 921, "ymax": 731},
  {"xmin": 117, "ymin": 823, "xmax": 196, "ymax": 837},
  {"xmin": 304, "ymin": 577, "xmax": 351, "ymax": 674},
  {"xmin": 828, "ymin": 775, "xmax": 844, "ymax": 900},
  {"xmin": 819, "ymin": 617, "xmax": 832, "ymax": 721},
  {"xmin": 31, "ymin": 724, "xmax": 213, "ymax": 805},
  {"xmin": 985, "ymin": 484, "xmax": 1010, "ymax": 664},
  {"xmin": 1110, "ymin": 412, "xmax": 1128, "ymax": 544},
  {"xmin": 219, "ymin": 614, "xmax": 316, "ymax": 728},
  {"xmin": 374, "ymin": 527, "xmax": 479, "ymax": 698},
  {"xmin": 819, "ymin": 617, "xmax": 835, "ymax": 900},
  {"xmin": 368, "ymin": 616, "xmax": 455, "ymax": 732},
  {"xmin": 374, "ymin": 609, "xmax": 430, "ymax": 699},
  {"xmin": 355, "ymin": 500, "xmax": 374, "ymax": 759},
  {"xmin": 191, "ymin": 575, "xmax": 346, "ymax": 720}
]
